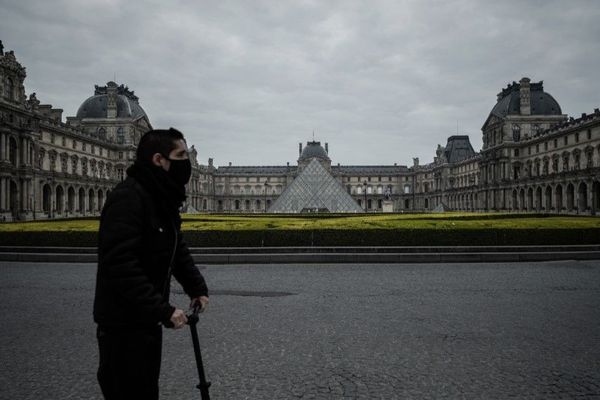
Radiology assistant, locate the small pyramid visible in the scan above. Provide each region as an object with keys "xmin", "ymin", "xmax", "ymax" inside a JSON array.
[
  {"xmin": 432, "ymin": 202, "xmax": 451, "ymax": 213},
  {"xmin": 269, "ymin": 159, "xmax": 362, "ymax": 213}
]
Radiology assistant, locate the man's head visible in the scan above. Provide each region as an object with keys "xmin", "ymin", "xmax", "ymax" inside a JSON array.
[
  {"xmin": 136, "ymin": 128, "xmax": 188, "ymax": 168},
  {"xmin": 136, "ymin": 128, "xmax": 192, "ymax": 185}
]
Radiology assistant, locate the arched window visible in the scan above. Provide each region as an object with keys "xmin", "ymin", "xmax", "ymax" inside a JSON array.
[
  {"xmin": 98, "ymin": 127, "xmax": 107, "ymax": 140},
  {"xmin": 5, "ymin": 77, "xmax": 14, "ymax": 100}
]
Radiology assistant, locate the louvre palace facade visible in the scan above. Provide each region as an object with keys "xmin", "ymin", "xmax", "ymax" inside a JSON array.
[{"xmin": 1, "ymin": 42, "xmax": 599, "ymax": 220}]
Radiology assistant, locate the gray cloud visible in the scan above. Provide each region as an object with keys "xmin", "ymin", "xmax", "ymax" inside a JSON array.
[{"xmin": 1, "ymin": 0, "xmax": 599, "ymax": 167}]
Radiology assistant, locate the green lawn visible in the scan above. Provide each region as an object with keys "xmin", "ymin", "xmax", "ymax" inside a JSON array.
[{"xmin": 1, "ymin": 212, "xmax": 599, "ymax": 232}]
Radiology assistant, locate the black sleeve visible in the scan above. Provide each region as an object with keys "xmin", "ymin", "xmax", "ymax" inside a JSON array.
[
  {"xmin": 98, "ymin": 188, "xmax": 175, "ymax": 324},
  {"xmin": 172, "ymin": 231, "xmax": 208, "ymax": 298}
]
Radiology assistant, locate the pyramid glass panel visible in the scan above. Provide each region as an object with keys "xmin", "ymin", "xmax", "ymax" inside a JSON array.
[{"xmin": 268, "ymin": 159, "xmax": 363, "ymax": 213}]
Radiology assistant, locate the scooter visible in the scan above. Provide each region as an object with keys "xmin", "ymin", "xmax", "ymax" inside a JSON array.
[{"xmin": 186, "ymin": 303, "xmax": 211, "ymax": 400}]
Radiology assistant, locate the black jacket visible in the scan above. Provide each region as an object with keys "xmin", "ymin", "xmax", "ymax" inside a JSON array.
[{"xmin": 93, "ymin": 163, "xmax": 208, "ymax": 328}]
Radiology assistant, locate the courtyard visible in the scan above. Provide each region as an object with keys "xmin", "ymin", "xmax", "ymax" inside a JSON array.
[{"xmin": 1, "ymin": 261, "xmax": 599, "ymax": 399}]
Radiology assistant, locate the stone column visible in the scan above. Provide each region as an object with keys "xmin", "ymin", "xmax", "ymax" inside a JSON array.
[
  {"xmin": 588, "ymin": 179, "xmax": 593, "ymax": 215},
  {"xmin": 1, "ymin": 133, "xmax": 6, "ymax": 161},
  {"xmin": 541, "ymin": 187, "xmax": 547, "ymax": 212},
  {"xmin": 0, "ymin": 177, "xmax": 6, "ymax": 210},
  {"xmin": 20, "ymin": 137, "xmax": 25, "ymax": 166},
  {"xmin": 560, "ymin": 185, "xmax": 566, "ymax": 213},
  {"xmin": 24, "ymin": 138, "xmax": 29, "ymax": 165}
]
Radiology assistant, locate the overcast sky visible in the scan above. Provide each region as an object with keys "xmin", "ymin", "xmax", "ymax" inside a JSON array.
[{"xmin": 1, "ymin": 0, "xmax": 599, "ymax": 167}]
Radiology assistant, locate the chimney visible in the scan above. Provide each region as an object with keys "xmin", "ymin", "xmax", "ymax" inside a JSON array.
[
  {"xmin": 50, "ymin": 108, "xmax": 63, "ymax": 122},
  {"xmin": 519, "ymin": 77, "xmax": 531, "ymax": 115},
  {"xmin": 413, "ymin": 157, "xmax": 419, "ymax": 167},
  {"xmin": 106, "ymin": 81, "xmax": 118, "ymax": 119},
  {"xmin": 208, "ymin": 158, "xmax": 213, "ymax": 167},
  {"xmin": 325, "ymin": 142, "xmax": 328, "ymax": 154},
  {"xmin": 228, "ymin": 162, "xmax": 232, "ymax": 166},
  {"xmin": 299, "ymin": 142, "xmax": 303, "ymax": 156}
]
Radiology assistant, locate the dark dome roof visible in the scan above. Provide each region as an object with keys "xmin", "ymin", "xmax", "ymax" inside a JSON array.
[
  {"xmin": 299, "ymin": 141, "xmax": 330, "ymax": 161},
  {"xmin": 491, "ymin": 80, "xmax": 562, "ymax": 117},
  {"xmin": 76, "ymin": 82, "xmax": 147, "ymax": 119}
]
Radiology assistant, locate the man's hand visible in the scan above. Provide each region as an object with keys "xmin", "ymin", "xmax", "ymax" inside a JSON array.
[
  {"xmin": 191, "ymin": 296, "xmax": 209, "ymax": 313},
  {"xmin": 169, "ymin": 308, "xmax": 188, "ymax": 329}
]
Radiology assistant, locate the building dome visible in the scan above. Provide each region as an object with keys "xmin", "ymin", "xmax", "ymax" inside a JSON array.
[
  {"xmin": 76, "ymin": 82, "xmax": 147, "ymax": 119},
  {"xmin": 298, "ymin": 141, "xmax": 330, "ymax": 162},
  {"xmin": 490, "ymin": 78, "xmax": 562, "ymax": 117}
]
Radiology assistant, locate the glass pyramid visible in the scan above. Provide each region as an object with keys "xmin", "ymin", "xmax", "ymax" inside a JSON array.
[{"xmin": 268, "ymin": 159, "xmax": 363, "ymax": 213}]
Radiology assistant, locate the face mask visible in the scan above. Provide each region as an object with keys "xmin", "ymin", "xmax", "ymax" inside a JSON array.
[{"xmin": 163, "ymin": 156, "xmax": 192, "ymax": 186}]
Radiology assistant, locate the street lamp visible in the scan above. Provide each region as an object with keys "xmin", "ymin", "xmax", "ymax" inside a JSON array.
[{"xmin": 363, "ymin": 181, "xmax": 367, "ymax": 212}]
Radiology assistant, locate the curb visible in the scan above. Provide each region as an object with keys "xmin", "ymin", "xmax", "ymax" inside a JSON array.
[{"xmin": 1, "ymin": 246, "xmax": 600, "ymax": 264}]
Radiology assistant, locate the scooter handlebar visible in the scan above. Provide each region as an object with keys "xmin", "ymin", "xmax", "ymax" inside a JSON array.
[{"xmin": 186, "ymin": 303, "xmax": 203, "ymax": 325}]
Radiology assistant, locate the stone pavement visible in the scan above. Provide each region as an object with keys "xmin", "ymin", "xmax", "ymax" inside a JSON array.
[{"xmin": 1, "ymin": 261, "xmax": 600, "ymax": 399}]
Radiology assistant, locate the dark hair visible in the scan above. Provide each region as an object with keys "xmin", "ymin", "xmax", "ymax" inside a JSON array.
[{"xmin": 136, "ymin": 128, "xmax": 185, "ymax": 163}]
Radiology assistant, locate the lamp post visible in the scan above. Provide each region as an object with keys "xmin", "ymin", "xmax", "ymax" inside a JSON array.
[{"xmin": 363, "ymin": 181, "xmax": 367, "ymax": 212}]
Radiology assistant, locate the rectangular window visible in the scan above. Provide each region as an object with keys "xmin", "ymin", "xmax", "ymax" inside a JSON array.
[
  {"xmin": 575, "ymin": 132, "xmax": 580, "ymax": 143},
  {"xmin": 514, "ymin": 149, "xmax": 519, "ymax": 157},
  {"xmin": 544, "ymin": 142, "xmax": 548, "ymax": 151},
  {"xmin": 554, "ymin": 139, "xmax": 558, "ymax": 148},
  {"xmin": 72, "ymin": 140, "xmax": 77, "ymax": 149},
  {"xmin": 588, "ymin": 129, "xmax": 592, "ymax": 140},
  {"xmin": 118, "ymin": 152, "xmax": 123, "ymax": 159},
  {"xmin": 564, "ymin": 136, "xmax": 568, "ymax": 146},
  {"xmin": 536, "ymin": 144, "xmax": 539, "ymax": 153},
  {"xmin": 82, "ymin": 143, "xmax": 86, "ymax": 151},
  {"xmin": 528, "ymin": 147, "xmax": 531, "ymax": 155}
]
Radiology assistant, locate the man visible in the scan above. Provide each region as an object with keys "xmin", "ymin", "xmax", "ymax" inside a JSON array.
[{"xmin": 94, "ymin": 128, "xmax": 209, "ymax": 399}]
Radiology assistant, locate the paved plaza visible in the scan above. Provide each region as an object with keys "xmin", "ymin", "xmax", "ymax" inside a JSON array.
[{"xmin": 1, "ymin": 260, "xmax": 600, "ymax": 399}]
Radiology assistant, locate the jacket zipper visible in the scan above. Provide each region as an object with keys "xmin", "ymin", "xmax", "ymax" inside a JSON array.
[{"xmin": 162, "ymin": 218, "xmax": 178, "ymax": 299}]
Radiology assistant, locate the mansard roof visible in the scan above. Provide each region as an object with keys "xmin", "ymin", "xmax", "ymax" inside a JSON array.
[
  {"xmin": 76, "ymin": 82, "xmax": 147, "ymax": 120},
  {"xmin": 443, "ymin": 135, "xmax": 476, "ymax": 163},
  {"xmin": 298, "ymin": 141, "xmax": 330, "ymax": 162},
  {"xmin": 489, "ymin": 79, "xmax": 562, "ymax": 119},
  {"xmin": 332, "ymin": 165, "xmax": 408, "ymax": 175},
  {"xmin": 215, "ymin": 165, "xmax": 296, "ymax": 175}
]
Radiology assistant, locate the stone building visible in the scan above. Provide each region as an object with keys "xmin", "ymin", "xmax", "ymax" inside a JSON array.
[
  {"xmin": 1, "ymin": 41, "xmax": 599, "ymax": 220},
  {"xmin": 180, "ymin": 79, "xmax": 600, "ymax": 215}
]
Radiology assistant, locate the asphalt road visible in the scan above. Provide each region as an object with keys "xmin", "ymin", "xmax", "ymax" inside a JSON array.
[{"xmin": 1, "ymin": 261, "xmax": 599, "ymax": 399}]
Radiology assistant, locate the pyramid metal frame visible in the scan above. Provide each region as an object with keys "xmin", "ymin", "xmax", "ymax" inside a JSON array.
[{"xmin": 268, "ymin": 158, "xmax": 363, "ymax": 213}]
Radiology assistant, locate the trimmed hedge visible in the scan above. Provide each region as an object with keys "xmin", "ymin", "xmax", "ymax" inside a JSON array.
[
  {"xmin": 1, "ymin": 228, "xmax": 599, "ymax": 247},
  {"xmin": 181, "ymin": 228, "xmax": 600, "ymax": 247}
]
